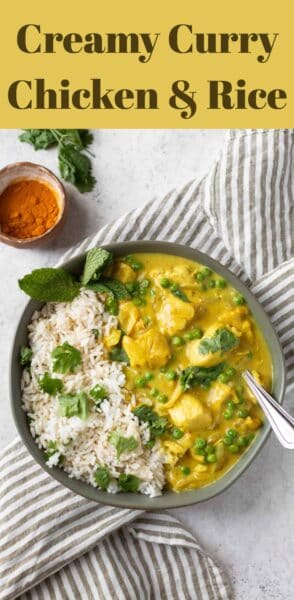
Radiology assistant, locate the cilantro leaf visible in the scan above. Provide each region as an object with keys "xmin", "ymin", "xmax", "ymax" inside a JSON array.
[
  {"xmin": 44, "ymin": 440, "xmax": 60, "ymax": 460},
  {"xmin": 59, "ymin": 144, "xmax": 96, "ymax": 193},
  {"xmin": 133, "ymin": 405, "xmax": 168, "ymax": 439},
  {"xmin": 199, "ymin": 328, "xmax": 239, "ymax": 355},
  {"xmin": 20, "ymin": 346, "xmax": 33, "ymax": 367},
  {"xmin": 39, "ymin": 372, "xmax": 63, "ymax": 395},
  {"xmin": 180, "ymin": 363, "xmax": 225, "ymax": 391},
  {"xmin": 118, "ymin": 473, "xmax": 140, "ymax": 492},
  {"xmin": 94, "ymin": 466, "xmax": 111, "ymax": 490},
  {"xmin": 18, "ymin": 268, "xmax": 81, "ymax": 302},
  {"xmin": 81, "ymin": 248, "xmax": 113, "ymax": 286},
  {"xmin": 90, "ymin": 384, "xmax": 108, "ymax": 408},
  {"xmin": 58, "ymin": 392, "xmax": 88, "ymax": 419},
  {"xmin": 170, "ymin": 285, "xmax": 189, "ymax": 302},
  {"xmin": 52, "ymin": 342, "xmax": 82, "ymax": 374},
  {"xmin": 108, "ymin": 432, "xmax": 138, "ymax": 458},
  {"xmin": 109, "ymin": 347, "xmax": 130, "ymax": 364},
  {"xmin": 19, "ymin": 129, "xmax": 57, "ymax": 150}
]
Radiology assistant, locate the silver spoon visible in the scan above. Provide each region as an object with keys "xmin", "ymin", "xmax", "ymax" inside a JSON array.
[{"xmin": 242, "ymin": 370, "xmax": 294, "ymax": 450}]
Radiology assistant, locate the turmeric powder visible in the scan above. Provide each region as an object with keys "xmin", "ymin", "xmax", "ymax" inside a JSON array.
[{"xmin": 0, "ymin": 179, "xmax": 59, "ymax": 239}]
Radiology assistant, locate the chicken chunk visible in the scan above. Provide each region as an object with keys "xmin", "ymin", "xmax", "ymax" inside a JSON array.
[
  {"xmin": 218, "ymin": 307, "xmax": 254, "ymax": 343},
  {"xmin": 157, "ymin": 295, "xmax": 195, "ymax": 336},
  {"xmin": 186, "ymin": 325, "xmax": 240, "ymax": 367},
  {"xmin": 206, "ymin": 382, "xmax": 232, "ymax": 417},
  {"xmin": 118, "ymin": 301, "xmax": 140, "ymax": 335},
  {"xmin": 104, "ymin": 329, "xmax": 121, "ymax": 348},
  {"xmin": 122, "ymin": 328, "xmax": 170, "ymax": 369},
  {"xmin": 163, "ymin": 433, "xmax": 193, "ymax": 466},
  {"xmin": 112, "ymin": 262, "xmax": 137, "ymax": 283},
  {"xmin": 169, "ymin": 393, "xmax": 212, "ymax": 432}
]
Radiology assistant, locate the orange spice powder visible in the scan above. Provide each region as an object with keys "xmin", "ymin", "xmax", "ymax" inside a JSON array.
[{"xmin": 0, "ymin": 179, "xmax": 59, "ymax": 239}]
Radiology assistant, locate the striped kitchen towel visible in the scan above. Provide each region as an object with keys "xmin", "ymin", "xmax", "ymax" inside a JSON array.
[{"xmin": 0, "ymin": 129, "xmax": 293, "ymax": 600}]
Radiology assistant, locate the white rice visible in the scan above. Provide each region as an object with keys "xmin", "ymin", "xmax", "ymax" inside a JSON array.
[{"xmin": 21, "ymin": 289, "xmax": 166, "ymax": 497}]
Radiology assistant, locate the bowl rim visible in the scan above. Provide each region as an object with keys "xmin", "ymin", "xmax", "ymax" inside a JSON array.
[
  {"xmin": 10, "ymin": 240, "xmax": 287, "ymax": 510},
  {"xmin": 0, "ymin": 161, "xmax": 66, "ymax": 247}
]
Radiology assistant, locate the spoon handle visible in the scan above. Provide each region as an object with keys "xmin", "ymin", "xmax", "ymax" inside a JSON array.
[{"xmin": 243, "ymin": 370, "xmax": 294, "ymax": 450}]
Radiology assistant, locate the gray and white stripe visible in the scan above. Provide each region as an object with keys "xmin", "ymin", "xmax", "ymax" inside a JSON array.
[{"xmin": 1, "ymin": 129, "xmax": 293, "ymax": 600}]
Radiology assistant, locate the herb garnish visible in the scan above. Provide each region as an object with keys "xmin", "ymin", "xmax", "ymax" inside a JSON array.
[
  {"xmin": 180, "ymin": 363, "xmax": 225, "ymax": 391},
  {"xmin": 19, "ymin": 129, "xmax": 95, "ymax": 193},
  {"xmin": 39, "ymin": 372, "xmax": 63, "ymax": 395},
  {"xmin": 51, "ymin": 342, "xmax": 82, "ymax": 374},
  {"xmin": 18, "ymin": 268, "xmax": 81, "ymax": 303},
  {"xmin": 199, "ymin": 328, "xmax": 239, "ymax": 355},
  {"xmin": 58, "ymin": 392, "xmax": 88, "ymax": 419},
  {"xmin": 118, "ymin": 473, "xmax": 140, "ymax": 492},
  {"xmin": 81, "ymin": 248, "xmax": 112, "ymax": 286},
  {"xmin": 90, "ymin": 384, "xmax": 108, "ymax": 408},
  {"xmin": 94, "ymin": 466, "xmax": 111, "ymax": 490},
  {"xmin": 108, "ymin": 432, "xmax": 139, "ymax": 458},
  {"xmin": 133, "ymin": 405, "xmax": 168, "ymax": 441},
  {"xmin": 20, "ymin": 346, "xmax": 33, "ymax": 367},
  {"xmin": 109, "ymin": 347, "xmax": 130, "ymax": 364}
]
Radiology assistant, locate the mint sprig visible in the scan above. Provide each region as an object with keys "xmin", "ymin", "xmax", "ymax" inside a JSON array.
[{"xmin": 18, "ymin": 268, "xmax": 81, "ymax": 302}]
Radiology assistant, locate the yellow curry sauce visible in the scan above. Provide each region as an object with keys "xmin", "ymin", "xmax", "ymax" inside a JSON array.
[{"xmin": 104, "ymin": 253, "xmax": 272, "ymax": 493}]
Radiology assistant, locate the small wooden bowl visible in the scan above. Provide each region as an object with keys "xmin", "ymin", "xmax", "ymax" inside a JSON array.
[{"xmin": 0, "ymin": 162, "xmax": 67, "ymax": 248}]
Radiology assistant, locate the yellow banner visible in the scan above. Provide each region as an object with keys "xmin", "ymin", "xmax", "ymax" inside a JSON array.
[{"xmin": 0, "ymin": 0, "xmax": 293, "ymax": 127}]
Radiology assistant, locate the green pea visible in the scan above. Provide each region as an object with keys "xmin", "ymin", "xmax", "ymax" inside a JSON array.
[
  {"xmin": 218, "ymin": 373, "xmax": 229, "ymax": 384},
  {"xmin": 227, "ymin": 401, "xmax": 236, "ymax": 411},
  {"xmin": 135, "ymin": 377, "xmax": 146, "ymax": 388},
  {"xmin": 223, "ymin": 409, "xmax": 233, "ymax": 419},
  {"xmin": 225, "ymin": 367, "xmax": 236, "ymax": 378},
  {"xmin": 171, "ymin": 336, "xmax": 184, "ymax": 347},
  {"xmin": 215, "ymin": 279, "xmax": 226, "ymax": 289},
  {"xmin": 195, "ymin": 448, "xmax": 206, "ymax": 456},
  {"xmin": 237, "ymin": 408, "xmax": 249, "ymax": 418},
  {"xmin": 206, "ymin": 453, "xmax": 217, "ymax": 463},
  {"xmin": 238, "ymin": 436, "xmax": 249, "ymax": 447},
  {"xmin": 184, "ymin": 332, "xmax": 194, "ymax": 341},
  {"xmin": 202, "ymin": 267, "xmax": 213, "ymax": 277},
  {"xmin": 125, "ymin": 256, "xmax": 143, "ymax": 271},
  {"xmin": 191, "ymin": 328, "xmax": 203, "ymax": 340},
  {"xmin": 181, "ymin": 466, "xmax": 191, "ymax": 475},
  {"xmin": 172, "ymin": 428, "xmax": 184, "ymax": 439},
  {"xmin": 195, "ymin": 438, "xmax": 206, "ymax": 449},
  {"xmin": 160, "ymin": 277, "xmax": 171, "ymax": 288},
  {"xmin": 195, "ymin": 272, "xmax": 205, "ymax": 282},
  {"xmin": 246, "ymin": 432, "xmax": 255, "ymax": 443},
  {"xmin": 150, "ymin": 387, "xmax": 159, "ymax": 398},
  {"xmin": 166, "ymin": 369, "xmax": 177, "ymax": 381},
  {"xmin": 158, "ymin": 394, "xmax": 168, "ymax": 404},
  {"xmin": 145, "ymin": 372, "xmax": 154, "ymax": 382},
  {"xmin": 207, "ymin": 280, "xmax": 216, "ymax": 288},
  {"xmin": 170, "ymin": 283, "xmax": 179, "ymax": 292},
  {"xmin": 227, "ymin": 428, "xmax": 237, "ymax": 439},
  {"xmin": 133, "ymin": 297, "xmax": 144, "ymax": 307},
  {"xmin": 223, "ymin": 436, "xmax": 233, "ymax": 446},
  {"xmin": 233, "ymin": 294, "xmax": 245, "ymax": 306},
  {"xmin": 205, "ymin": 444, "xmax": 215, "ymax": 455},
  {"xmin": 229, "ymin": 444, "xmax": 239, "ymax": 454}
]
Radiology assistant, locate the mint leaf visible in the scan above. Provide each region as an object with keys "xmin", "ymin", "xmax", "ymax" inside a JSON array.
[
  {"xmin": 52, "ymin": 342, "xmax": 82, "ymax": 374},
  {"xmin": 109, "ymin": 347, "xmax": 130, "ymax": 364},
  {"xmin": 94, "ymin": 466, "xmax": 111, "ymax": 490},
  {"xmin": 20, "ymin": 346, "xmax": 33, "ymax": 367},
  {"xmin": 19, "ymin": 268, "xmax": 81, "ymax": 302},
  {"xmin": 59, "ymin": 392, "xmax": 88, "ymax": 419},
  {"xmin": 101, "ymin": 278, "xmax": 130, "ymax": 300},
  {"xmin": 108, "ymin": 432, "xmax": 138, "ymax": 458},
  {"xmin": 81, "ymin": 248, "xmax": 113, "ymax": 286},
  {"xmin": 180, "ymin": 363, "xmax": 225, "ymax": 391},
  {"xmin": 199, "ymin": 328, "xmax": 239, "ymax": 355},
  {"xmin": 39, "ymin": 372, "xmax": 63, "ymax": 395},
  {"xmin": 118, "ymin": 473, "xmax": 140, "ymax": 492}
]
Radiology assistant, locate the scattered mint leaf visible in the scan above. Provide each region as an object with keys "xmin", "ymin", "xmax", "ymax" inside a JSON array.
[
  {"xmin": 81, "ymin": 248, "xmax": 113, "ymax": 286},
  {"xmin": 20, "ymin": 346, "xmax": 33, "ymax": 367},
  {"xmin": 52, "ymin": 342, "xmax": 82, "ymax": 374},
  {"xmin": 94, "ymin": 466, "xmax": 111, "ymax": 490},
  {"xmin": 118, "ymin": 473, "xmax": 140, "ymax": 492},
  {"xmin": 108, "ymin": 432, "xmax": 138, "ymax": 458},
  {"xmin": 199, "ymin": 328, "xmax": 239, "ymax": 355},
  {"xmin": 180, "ymin": 363, "xmax": 225, "ymax": 391},
  {"xmin": 39, "ymin": 372, "xmax": 63, "ymax": 395},
  {"xmin": 101, "ymin": 278, "xmax": 130, "ymax": 300},
  {"xmin": 59, "ymin": 392, "xmax": 88, "ymax": 419},
  {"xmin": 109, "ymin": 347, "xmax": 130, "ymax": 364},
  {"xmin": 18, "ymin": 268, "xmax": 81, "ymax": 302}
]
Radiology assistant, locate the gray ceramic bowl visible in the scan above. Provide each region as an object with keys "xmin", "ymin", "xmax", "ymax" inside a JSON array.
[{"xmin": 10, "ymin": 241, "xmax": 286, "ymax": 509}]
